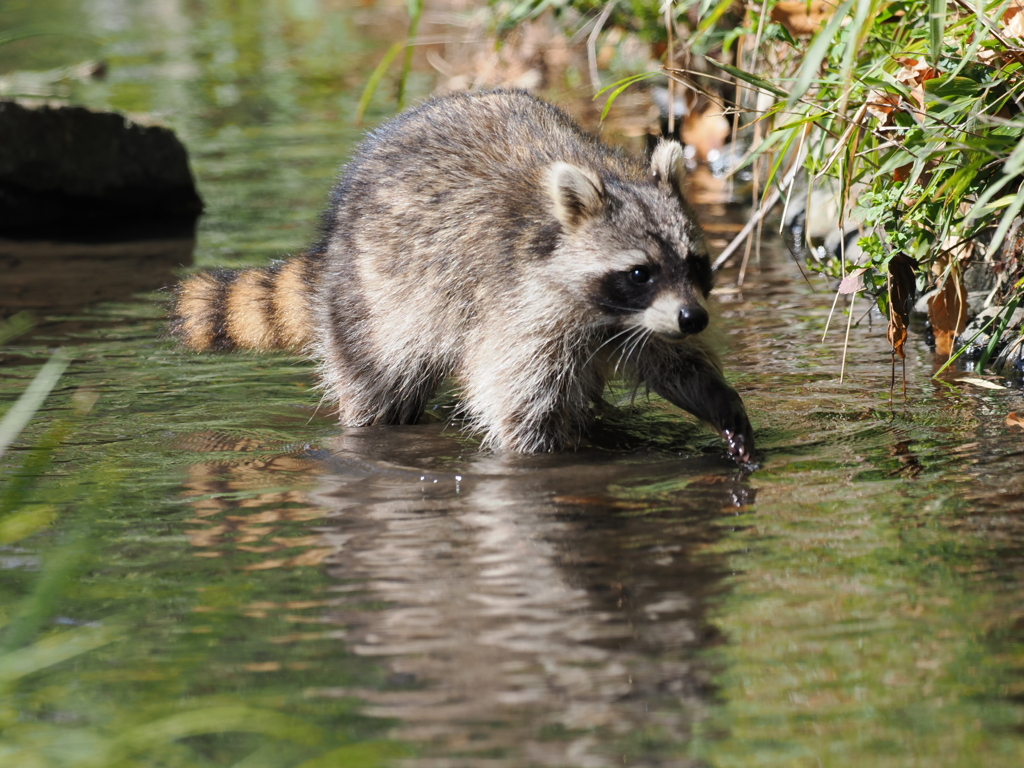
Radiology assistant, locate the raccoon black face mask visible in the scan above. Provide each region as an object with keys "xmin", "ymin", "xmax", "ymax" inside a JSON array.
[{"xmin": 172, "ymin": 89, "xmax": 755, "ymax": 463}]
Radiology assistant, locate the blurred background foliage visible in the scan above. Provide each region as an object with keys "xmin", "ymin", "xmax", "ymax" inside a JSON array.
[{"xmin": 481, "ymin": 0, "xmax": 1024, "ymax": 375}]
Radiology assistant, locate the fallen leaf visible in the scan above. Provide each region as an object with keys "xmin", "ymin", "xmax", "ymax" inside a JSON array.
[
  {"xmin": 959, "ymin": 377, "xmax": 1007, "ymax": 390},
  {"xmin": 887, "ymin": 254, "xmax": 919, "ymax": 359},
  {"xmin": 770, "ymin": 0, "xmax": 835, "ymax": 36},
  {"xmin": 866, "ymin": 90, "xmax": 901, "ymax": 123},
  {"xmin": 928, "ymin": 266, "xmax": 968, "ymax": 356},
  {"xmin": 838, "ymin": 268, "xmax": 866, "ymax": 294},
  {"xmin": 893, "ymin": 163, "xmax": 913, "ymax": 183},
  {"xmin": 894, "ymin": 57, "xmax": 940, "ymax": 111},
  {"xmin": 1006, "ymin": 412, "xmax": 1024, "ymax": 428},
  {"xmin": 1005, "ymin": 1, "xmax": 1024, "ymax": 39}
]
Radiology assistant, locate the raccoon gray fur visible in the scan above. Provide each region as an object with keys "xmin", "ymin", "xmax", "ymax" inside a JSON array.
[{"xmin": 172, "ymin": 89, "xmax": 754, "ymax": 462}]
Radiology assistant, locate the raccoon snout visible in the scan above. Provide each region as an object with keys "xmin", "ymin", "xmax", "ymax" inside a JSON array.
[{"xmin": 678, "ymin": 306, "xmax": 709, "ymax": 335}]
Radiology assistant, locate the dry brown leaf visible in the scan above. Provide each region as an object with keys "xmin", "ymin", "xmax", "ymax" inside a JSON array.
[
  {"xmin": 1007, "ymin": 412, "xmax": 1024, "ymax": 428},
  {"xmin": 894, "ymin": 57, "xmax": 940, "ymax": 112},
  {"xmin": 893, "ymin": 163, "xmax": 913, "ymax": 184},
  {"xmin": 838, "ymin": 268, "xmax": 866, "ymax": 294},
  {"xmin": 1005, "ymin": 1, "xmax": 1024, "ymax": 39},
  {"xmin": 887, "ymin": 254, "xmax": 919, "ymax": 359},
  {"xmin": 959, "ymin": 377, "xmax": 1007, "ymax": 390},
  {"xmin": 770, "ymin": 1, "xmax": 835, "ymax": 37},
  {"xmin": 928, "ymin": 267, "xmax": 968, "ymax": 356},
  {"xmin": 866, "ymin": 91, "xmax": 901, "ymax": 124}
]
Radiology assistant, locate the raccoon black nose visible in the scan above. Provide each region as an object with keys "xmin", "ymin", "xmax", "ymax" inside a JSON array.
[{"xmin": 678, "ymin": 306, "xmax": 709, "ymax": 335}]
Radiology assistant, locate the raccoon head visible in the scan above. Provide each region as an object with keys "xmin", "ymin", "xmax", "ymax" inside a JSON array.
[{"xmin": 547, "ymin": 141, "xmax": 713, "ymax": 342}]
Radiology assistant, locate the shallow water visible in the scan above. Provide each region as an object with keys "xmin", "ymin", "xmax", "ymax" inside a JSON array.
[{"xmin": 3, "ymin": 2, "xmax": 1024, "ymax": 767}]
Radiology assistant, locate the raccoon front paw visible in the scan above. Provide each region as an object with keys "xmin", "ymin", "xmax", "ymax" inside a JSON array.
[{"xmin": 721, "ymin": 416, "xmax": 755, "ymax": 465}]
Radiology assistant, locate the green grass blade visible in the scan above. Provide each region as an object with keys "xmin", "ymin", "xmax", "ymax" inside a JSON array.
[
  {"xmin": 977, "ymin": 297, "xmax": 1021, "ymax": 371},
  {"xmin": 355, "ymin": 41, "xmax": 407, "ymax": 124},
  {"xmin": 0, "ymin": 349, "xmax": 71, "ymax": 458},
  {"xmin": 929, "ymin": 0, "xmax": 946, "ymax": 66},
  {"xmin": 397, "ymin": 0, "xmax": 424, "ymax": 111},
  {"xmin": 933, "ymin": 312, "xmax": 1002, "ymax": 377},
  {"xmin": 596, "ymin": 72, "xmax": 659, "ymax": 122},
  {"xmin": 838, "ymin": 0, "xmax": 875, "ymax": 111},
  {"xmin": 705, "ymin": 58, "xmax": 789, "ymax": 99},
  {"xmin": 594, "ymin": 71, "xmax": 658, "ymax": 101},
  {"xmin": 295, "ymin": 741, "xmax": 413, "ymax": 768},
  {"xmin": 788, "ymin": 0, "xmax": 853, "ymax": 107},
  {"xmin": 984, "ymin": 180, "xmax": 1024, "ymax": 259},
  {"xmin": 693, "ymin": 0, "xmax": 737, "ymax": 45},
  {"xmin": 0, "ymin": 26, "xmax": 97, "ymax": 47},
  {"xmin": 0, "ymin": 311, "xmax": 34, "ymax": 345},
  {"xmin": 0, "ymin": 623, "xmax": 120, "ymax": 685}
]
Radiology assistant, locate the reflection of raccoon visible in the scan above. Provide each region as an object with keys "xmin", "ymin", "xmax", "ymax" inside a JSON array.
[{"xmin": 172, "ymin": 89, "xmax": 754, "ymax": 462}]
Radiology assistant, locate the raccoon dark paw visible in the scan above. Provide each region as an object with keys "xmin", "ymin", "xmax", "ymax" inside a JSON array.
[{"xmin": 721, "ymin": 421, "xmax": 755, "ymax": 466}]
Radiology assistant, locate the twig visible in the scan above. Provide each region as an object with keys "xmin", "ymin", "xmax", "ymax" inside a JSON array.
[
  {"xmin": 710, "ymin": 186, "xmax": 781, "ymax": 271},
  {"xmin": 711, "ymin": 136, "xmax": 806, "ymax": 272},
  {"xmin": 840, "ymin": 292, "xmax": 856, "ymax": 384},
  {"xmin": 664, "ymin": 1, "xmax": 676, "ymax": 136}
]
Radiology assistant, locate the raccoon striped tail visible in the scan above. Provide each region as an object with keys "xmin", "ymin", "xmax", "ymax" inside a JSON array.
[{"xmin": 171, "ymin": 256, "xmax": 317, "ymax": 352}]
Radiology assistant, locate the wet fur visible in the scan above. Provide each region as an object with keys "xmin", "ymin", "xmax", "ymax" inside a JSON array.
[{"xmin": 171, "ymin": 89, "xmax": 753, "ymax": 460}]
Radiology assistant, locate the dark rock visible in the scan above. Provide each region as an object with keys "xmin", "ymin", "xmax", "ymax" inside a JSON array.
[
  {"xmin": 954, "ymin": 304, "xmax": 1024, "ymax": 363},
  {"xmin": 0, "ymin": 100, "xmax": 202, "ymax": 236}
]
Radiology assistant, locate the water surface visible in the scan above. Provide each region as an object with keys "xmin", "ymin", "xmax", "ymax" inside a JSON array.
[{"xmin": 2, "ymin": 2, "xmax": 1024, "ymax": 766}]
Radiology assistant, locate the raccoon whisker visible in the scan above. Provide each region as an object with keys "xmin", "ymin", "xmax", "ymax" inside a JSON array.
[
  {"xmin": 581, "ymin": 325, "xmax": 639, "ymax": 370},
  {"xmin": 614, "ymin": 325, "xmax": 650, "ymax": 376},
  {"xmin": 308, "ymin": 386, "xmax": 334, "ymax": 424},
  {"xmin": 611, "ymin": 327, "xmax": 641, "ymax": 376},
  {"xmin": 621, "ymin": 327, "xmax": 653, "ymax": 378},
  {"xmin": 595, "ymin": 301, "xmax": 643, "ymax": 314}
]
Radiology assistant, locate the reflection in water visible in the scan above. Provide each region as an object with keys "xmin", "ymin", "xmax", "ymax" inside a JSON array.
[
  {"xmin": 307, "ymin": 429, "xmax": 754, "ymax": 766},
  {"xmin": 174, "ymin": 425, "xmax": 756, "ymax": 765},
  {"xmin": 179, "ymin": 432, "xmax": 334, "ymax": 570},
  {"xmin": 0, "ymin": 232, "xmax": 195, "ymax": 316}
]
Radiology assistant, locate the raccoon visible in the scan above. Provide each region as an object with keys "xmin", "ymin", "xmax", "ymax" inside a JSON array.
[{"xmin": 172, "ymin": 89, "xmax": 754, "ymax": 462}]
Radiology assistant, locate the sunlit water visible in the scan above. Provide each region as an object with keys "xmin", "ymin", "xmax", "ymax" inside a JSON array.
[{"xmin": 2, "ymin": 2, "xmax": 1024, "ymax": 767}]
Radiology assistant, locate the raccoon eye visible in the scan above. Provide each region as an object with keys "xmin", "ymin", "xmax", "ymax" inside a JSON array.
[{"xmin": 628, "ymin": 266, "xmax": 651, "ymax": 285}]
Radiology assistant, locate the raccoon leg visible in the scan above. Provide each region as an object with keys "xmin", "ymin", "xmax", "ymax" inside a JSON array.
[
  {"xmin": 457, "ymin": 345, "xmax": 596, "ymax": 453},
  {"xmin": 635, "ymin": 343, "xmax": 754, "ymax": 463},
  {"xmin": 321, "ymin": 356, "xmax": 443, "ymax": 427}
]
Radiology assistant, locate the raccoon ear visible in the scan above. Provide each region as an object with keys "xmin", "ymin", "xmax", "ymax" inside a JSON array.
[
  {"xmin": 547, "ymin": 162, "xmax": 605, "ymax": 229},
  {"xmin": 650, "ymin": 141, "xmax": 685, "ymax": 197}
]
